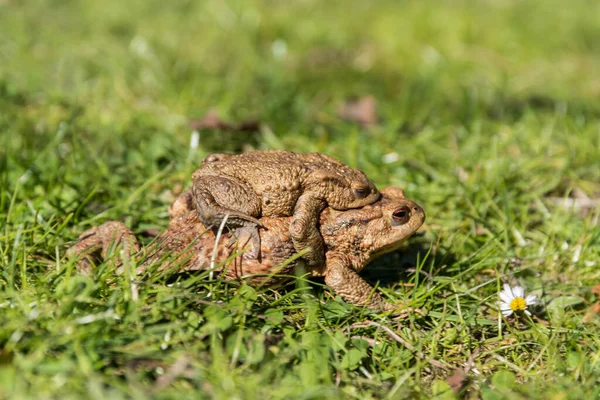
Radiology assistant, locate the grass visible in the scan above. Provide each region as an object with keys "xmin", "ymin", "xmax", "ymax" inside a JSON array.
[{"xmin": 1, "ymin": 0, "xmax": 600, "ymax": 398}]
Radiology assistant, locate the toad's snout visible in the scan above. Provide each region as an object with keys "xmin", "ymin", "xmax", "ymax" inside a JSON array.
[
  {"xmin": 411, "ymin": 204, "xmax": 424, "ymax": 218},
  {"xmin": 410, "ymin": 202, "xmax": 426, "ymax": 225}
]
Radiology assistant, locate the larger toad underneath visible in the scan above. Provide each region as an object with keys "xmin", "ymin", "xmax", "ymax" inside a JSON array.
[{"xmin": 68, "ymin": 187, "xmax": 425, "ymax": 312}]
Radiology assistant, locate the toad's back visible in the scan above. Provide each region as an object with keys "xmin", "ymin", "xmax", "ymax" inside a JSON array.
[{"xmin": 193, "ymin": 150, "xmax": 320, "ymax": 216}]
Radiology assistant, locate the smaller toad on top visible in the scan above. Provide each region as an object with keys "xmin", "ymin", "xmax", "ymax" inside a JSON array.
[{"xmin": 188, "ymin": 150, "xmax": 380, "ymax": 266}]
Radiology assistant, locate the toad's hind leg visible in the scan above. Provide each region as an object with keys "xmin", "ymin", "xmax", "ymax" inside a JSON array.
[
  {"xmin": 192, "ymin": 174, "xmax": 263, "ymax": 258},
  {"xmin": 289, "ymin": 194, "xmax": 326, "ymax": 267},
  {"xmin": 168, "ymin": 189, "xmax": 195, "ymax": 220},
  {"xmin": 66, "ymin": 221, "xmax": 140, "ymax": 276}
]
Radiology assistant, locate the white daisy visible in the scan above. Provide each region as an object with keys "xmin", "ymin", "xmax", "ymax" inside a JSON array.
[{"xmin": 498, "ymin": 283, "xmax": 537, "ymax": 317}]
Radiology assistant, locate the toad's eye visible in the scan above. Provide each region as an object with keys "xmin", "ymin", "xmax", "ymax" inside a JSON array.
[
  {"xmin": 392, "ymin": 206, "xmax": 410, "ymax": 225},
  {"xmin": 354, "ymin": 187, "xmax": 368, "ymax": 198}
]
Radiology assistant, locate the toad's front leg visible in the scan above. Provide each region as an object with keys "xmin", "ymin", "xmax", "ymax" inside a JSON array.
[
  {"xmin": 289, "ymin": 194, "xmax": 326, "ymax": 267},
  {"xmin": 192, "ymin": 174, "xmax": 263, "ymax": 258},
  {"xmin": 324, "ymin": 257, "xmax": 398, "ymax": 313}
]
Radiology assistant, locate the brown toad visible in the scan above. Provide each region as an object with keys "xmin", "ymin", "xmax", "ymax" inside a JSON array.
[
  {"xmin": 187, "ymin": 150, "xmax": 380, "ymax": 267},
  {"xmin": 67, "ymin": 186, "xmax": 425, "ymax": 312}
]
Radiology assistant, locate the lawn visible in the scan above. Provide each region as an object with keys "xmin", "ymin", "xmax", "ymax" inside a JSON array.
[{"xmin": 1, "ymin": 0, "xmax": 600, "ymax": 398}]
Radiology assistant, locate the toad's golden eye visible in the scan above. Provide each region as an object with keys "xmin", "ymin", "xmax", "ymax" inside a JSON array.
[
  {"xmin": 354, "ymin": 187, "xmax": 368, "ymax": 198},
  {"xmin": 392, "ymin": 206, "xmax": 410, "ymax": 225}
]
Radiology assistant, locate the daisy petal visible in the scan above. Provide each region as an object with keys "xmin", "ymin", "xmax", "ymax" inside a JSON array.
[
  {"xmin": 512, "ymin": 286, "xmax": 524, "ymax": 298},
  {"xmin": 499, "ymin": 303, "xmax": 511, "ymax": 311},
  {"xmin": 502, "ymin": 309, "xmax": 513, "ymax": 317},
  {"xmin": 525, "ymin": 295, "xmax": 537, "ymax": 305},
  {"xmin": 524, "ymin": 310, "xmax": 531, "ymax": 316},
  {"xmin": 499, "ymin": 291, "xmax": 513, "ymax": 303}
]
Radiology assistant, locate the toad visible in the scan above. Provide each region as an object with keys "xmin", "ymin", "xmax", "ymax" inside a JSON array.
[
  {"xmin": 188, "ymin": 150, "xmax": 380, "ymax": 267},
  {"xmin": 67, "ymin": 187, "xmax": 425, "ymax": 312}
]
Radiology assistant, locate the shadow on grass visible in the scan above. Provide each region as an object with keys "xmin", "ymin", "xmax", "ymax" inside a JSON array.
[{"xmin": 360, "ymin": 239, "xmax": 459, "ymax": 289}]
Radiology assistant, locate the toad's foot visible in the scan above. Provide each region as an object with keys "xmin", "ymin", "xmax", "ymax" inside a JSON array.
[
  {"xmin": 66, "ymin": 221, "xmax": 141, "ymax": 276},
  {"xmin": 226, "ymin": 224, "xmax": 262, "ymax": 260}
]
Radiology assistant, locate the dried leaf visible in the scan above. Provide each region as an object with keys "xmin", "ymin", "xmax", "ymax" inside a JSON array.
[
  {"xmin": 545, "ymin": 186, "xmax": 600, "ymax": 220},
  {"xmin": 447, "ymin": 348, "xmax": 480, "ymax": 394},
  {"xmin": 583, "ymin": 284, "xmax": 600, "ymax": 323},
  {"xmin": 153, "ymin": 355, "xmax": 190, "ymax": 392},
  {"xmin": 547, "ymin": 197, "xmax": 600, "ymax": 209},
  {"xmin": 189, "ymin": 108, "xmax": 260, "ymax": 132},
  {"xmin": 446, "ymin": 368, "xmax": 466, "ymax": 394},
  {"xmin": 582, "ymin": 303, "xmax": 600, "ymax": 323},
  {"xmin": 338, "ymin": 95, "xmax": 378, "ymax": 127}
]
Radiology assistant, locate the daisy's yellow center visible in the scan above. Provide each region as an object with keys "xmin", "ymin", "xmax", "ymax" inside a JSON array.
[{"xmin": 510, "ymin": 297, "xmax": 527, "ymax": 311}]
